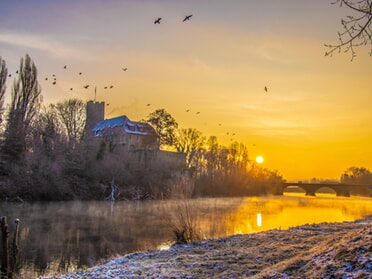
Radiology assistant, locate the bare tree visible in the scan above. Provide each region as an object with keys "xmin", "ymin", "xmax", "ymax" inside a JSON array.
[
  {"xmin": 325, "ymin": 0, "xmax": 372, "ymax": 60},
  {"xmin": 0, "ymin": 57, "xmax": 7, "ymax": 125},
  {"xmin": 144, "ymin": 109, "xmax": 178, "ymax": 148},
  {"xmin": 53, "ymin": 98, "xmax": 86, "ymax": 148},
  {"xmin": 174, "ymin": 128, "xmax": 205, "ymax": 167},
  {"xmin": 31, "ymin": 105, "xmax": 67, "ymax": 155},
  {"xmin": 2, "ymin": 54, "xmax": 42, "ymax": 165}
]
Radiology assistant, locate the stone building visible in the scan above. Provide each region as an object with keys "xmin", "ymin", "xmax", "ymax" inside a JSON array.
[
  {"xmin": 86, "ymin": 100, "xmax": 159, "ymax": 151},
  {"xmin": 85, "ymin": 100, "xmax": 186, "ymax": 168}
]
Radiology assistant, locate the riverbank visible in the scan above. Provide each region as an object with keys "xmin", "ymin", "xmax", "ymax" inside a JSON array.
[{"xmin": 44, "ymin": 218, "xmax": 372, "ymax": 279}]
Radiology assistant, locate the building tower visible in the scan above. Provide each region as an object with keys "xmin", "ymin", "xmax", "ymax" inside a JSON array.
[{"xmin": 86, "ymin": 100, "xmax": 105, "ymax": 137}]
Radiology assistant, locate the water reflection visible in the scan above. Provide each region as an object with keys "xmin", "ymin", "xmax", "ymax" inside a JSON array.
[{"xmin": 0, "ymin": 194, "xmax": 371, "ymax": 277}]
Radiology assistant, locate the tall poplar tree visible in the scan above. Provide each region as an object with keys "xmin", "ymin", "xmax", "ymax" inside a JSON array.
[
  {"xmin": 2, "ymin": 54, "xmax": 42, "ymax": 166},
  {"xmin": 0, "ymin": 57, "xmax": 7, "ymax": 125}
]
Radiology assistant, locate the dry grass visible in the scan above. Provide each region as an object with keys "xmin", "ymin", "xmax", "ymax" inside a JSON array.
[{"xmin": 166, "ymin": 175, "xmax": 203, "ymax": 244}]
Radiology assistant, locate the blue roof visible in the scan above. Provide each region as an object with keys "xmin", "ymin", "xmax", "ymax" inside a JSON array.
[
  {"xmin": 92, "ymin": 116, "xmax": 128, "ymax": 132},
  {"xmin": 91, "ymin": 115, "xmax": 155, "ymax": 136}
]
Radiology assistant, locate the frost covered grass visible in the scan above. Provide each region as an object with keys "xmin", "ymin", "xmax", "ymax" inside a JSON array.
[
  {"xmin": 167, "ymin": 175, "xmax": 203, "ymax": 244},
  {"xmin": 42, "ymin": 219, "xmax": 371, "ymax": 279}
]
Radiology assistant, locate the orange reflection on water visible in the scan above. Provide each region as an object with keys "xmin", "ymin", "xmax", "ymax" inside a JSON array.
[{"xmin": 198, "ymin": 194, "xmax": 372, "ymax": 238}]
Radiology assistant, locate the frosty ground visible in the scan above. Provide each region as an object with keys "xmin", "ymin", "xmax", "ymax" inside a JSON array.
[{"xmin": 44, "ymin": 218, "xmax": 371, "ymax": 279}]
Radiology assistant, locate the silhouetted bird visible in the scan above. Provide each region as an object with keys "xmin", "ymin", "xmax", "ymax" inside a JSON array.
[
  {"xmin": 16, "ymin": 70, "xmax": 18, "ymax": 74},
  {"xmin": 104, "ymin": 86, "xmax": 108, "ymax": 89},
  {"xmin": 79, "ymin": 72, "xmax": 82, "ymax": 75},
  {"xmin": 70, "ymin": 88, "xmax": 73, "ymax": 91},
  {"xmin": 84, "ymin": 85, "xmax": 89, "ymax": 89},
  {"xmin": 196, "ymin": 112, "xmax": 200, "ymax": 114},
  {"xmin": 122, "ymin": 68, "xmax": 127, "ymax": 71},
  {"xmin": 264, "ymin": 86, "xmax": 268, "ymax": 92},
  {"xmin": 52, "ymin": 81, "xmax": 56, "ymax": 85},
  {"xmin": 8, "ymin": 74, "xmax": 11, "ymax": 77},
  {"xmin": 186, "ymin": 109, "xmax": 189, "ymax": 112},
  {"xmin": 45, "ymin": 77, "xmax": 48, "ymax": 80},
  {"xmin": 154, "ymin": 18, "xmax": 162, "ymax": 24},
  {"xmin": 110, "ymin": 85, "xmax": 113, "ymax": 88},
  {"xmin": 147, "ymin": 104, "xmax": 151, "ymax": 106},
  {"xmin": 64, "ymin": 65, "xmax": 67, "ymax": 69},
  {"xmin": 183, "ymin": 15, "xmax": 192, "ymax": 22}
]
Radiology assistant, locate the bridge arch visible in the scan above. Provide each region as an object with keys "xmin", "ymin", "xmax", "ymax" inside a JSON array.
[
  {"xmin": 281, "ymin": 183, "xmax": 351, "ymax": 197},
  {"xmin": 316, "ymin": 186, "xmax": 337, "ymax": 195},
  {"xmin": 282, "ymin": 185, "xmax": 305, "ymax": 194}
]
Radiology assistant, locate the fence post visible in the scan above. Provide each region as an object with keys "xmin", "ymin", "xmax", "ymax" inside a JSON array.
[
  {"xmin": 1, "ymin": 216, "xmax": 9, "ymax": 278},
  {"xmin": 10, "ymin": 219, "xmax": 20, "ymax": 278}
]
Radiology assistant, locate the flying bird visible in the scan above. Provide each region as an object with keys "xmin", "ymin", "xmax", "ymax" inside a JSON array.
[
  {"xmin": 110, "ymin": 85, "xmax": 114, "ymax": 88},
  {"xmin": 147, "ymin": 104, "xmax": 151, "ymax": 106},
  {"xmin": 84, "ymin": 85, "xmax": 89, "ymax": 89},
  {"xmin": 196, "ymin": 112, "xmax": 200, "ymax": 114},
  {"xmin": 186, "ymin": 109, "xmax": 189, "ymax": 112},
  {"xmin": 16, "ymin": 70, "xmax": 18, "ymax": 74},
  {"xmin": 183, "ymin": 15, "xmax": 192, "ymax": 22},
  {"xmin": 104, "ymin": 86, "xmax": 108, "ymax": 89},
  {"xmin": 45, "ymin": 77, "xmax": 48, "ymax": 80},
  {"xmin": 64, "ymin": 65, "xmax": 67, "ymax": 69},
  {"xmin": 52, "ymin": 81, "xmax": 56, "ymax": 85},
  {"xmin": 8, "ymin": 74, "xmax": 11, "ymax": 77},
  {"xmin": 154, "ymin": 17, "xmax": 162, "ymax": 24},
  {"xmin": 264, "ymin": 86, "xmax": 268, "ymax": 92},
  {"xmin": 122, "ymin": 68, "xmax": 128, "ymax": 71},
  {"xmin": 79, "ymin": 72, "xmax": 82, "ymax": 75},
  {"xmin": 70, "ymin": 88, "xmax": 73, "ymax": 91}
]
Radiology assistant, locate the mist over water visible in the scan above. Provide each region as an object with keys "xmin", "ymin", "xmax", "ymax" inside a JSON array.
[{"xmin": 1, "ymin": 194, "xmax": 372, "ymax": 277}]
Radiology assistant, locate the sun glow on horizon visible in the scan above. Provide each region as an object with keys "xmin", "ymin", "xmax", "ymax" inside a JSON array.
[{"xmin": 256, "ymin": 156, "xmax": 264, "ymax": 164}]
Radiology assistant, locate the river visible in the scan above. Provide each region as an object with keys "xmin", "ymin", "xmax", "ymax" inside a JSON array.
[{"xmin": 1, "ymin": 193, "xmax": 372, "ymax": 277}]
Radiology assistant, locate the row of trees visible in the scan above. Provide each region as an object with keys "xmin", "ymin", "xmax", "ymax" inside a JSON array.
[{"xmin": 0, "ymin": 55, "xmax": 94, "ymax": 200}]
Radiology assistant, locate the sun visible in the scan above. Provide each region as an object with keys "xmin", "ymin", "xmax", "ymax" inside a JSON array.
[{"xmin": 256, "ymin": 156, "xmax": 264, "ymax": 164}]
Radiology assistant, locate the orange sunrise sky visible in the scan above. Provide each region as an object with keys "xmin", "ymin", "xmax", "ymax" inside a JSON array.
[{"xmin": 1, "ymin": 0, "xmax": 371, "ymax": 181}]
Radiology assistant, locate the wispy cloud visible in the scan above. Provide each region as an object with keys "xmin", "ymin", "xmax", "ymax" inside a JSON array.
[
  {"xmin": 0, "ymin": 30, "xmax": 84, "ymax": 59},
  {"xmin": 248, "ymin": 118, "xmax": 313, "ymax": 136}
]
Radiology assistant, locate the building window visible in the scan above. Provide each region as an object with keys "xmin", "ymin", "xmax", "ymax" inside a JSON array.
[
  {"xmin": 128, "ymin": 135, "xmax": 132, "ymax": 141},
  {"xmin": 126, "ymin": 124, "xmax": 135, "ymax": 131},
  {"xmin": 136, "ymin": 135, "xmax": 140, "ymax": 142}
]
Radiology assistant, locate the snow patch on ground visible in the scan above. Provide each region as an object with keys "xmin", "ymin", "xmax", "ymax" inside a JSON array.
[{"xmin": 43, "ymin": 219, "xmax": 372, "ymax": 279}]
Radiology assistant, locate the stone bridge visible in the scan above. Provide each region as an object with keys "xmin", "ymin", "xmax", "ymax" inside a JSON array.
[{"xmin": 274, "ymin": 182, "xmax": 372, "ymax": 197}]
